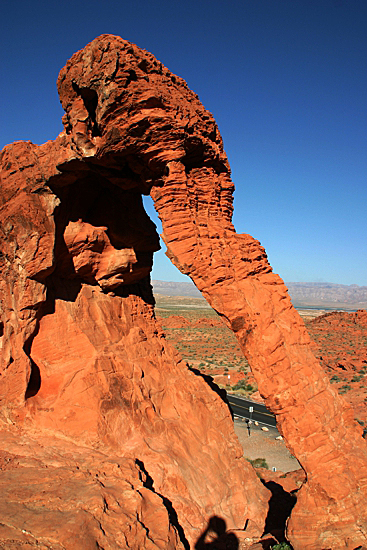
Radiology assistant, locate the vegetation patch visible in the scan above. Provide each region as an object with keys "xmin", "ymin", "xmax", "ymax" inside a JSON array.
[{"xmin": 246, "ymin": 457, "xmax": 269, "ymax": 469}]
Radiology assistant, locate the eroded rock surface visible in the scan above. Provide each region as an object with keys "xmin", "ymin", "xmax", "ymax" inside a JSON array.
[
  {"xmin": 307, "ymin": 309, "xmax": 367, "ymax": 426},
  {"xmin": 1, "ymin": 34, "xmax": 367, "ymax": 549},
  {"xmin": 0, "ymin": 430, "xmax": 184, "ymax": 550},
  {"xmin": 0, "ymin": 36, "xmax": 269, "ymax": 549}
]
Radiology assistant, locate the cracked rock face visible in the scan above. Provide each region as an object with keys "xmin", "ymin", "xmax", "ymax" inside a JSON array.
[
  {"xmin": 0, "ymin": 36, "xmax": 268, "ymax": 549},
  {"xmin": 1, "ymin": 34, "xmax": 367, "ymax": 549}
]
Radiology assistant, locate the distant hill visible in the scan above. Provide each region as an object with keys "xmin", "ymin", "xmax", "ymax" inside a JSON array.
[
  {"xmin": 152, "ymin": 280, "xmax": 367, "ymax": 310},
  {"xmin": 286, "ymin": 282, "xmax": 367, "ymax": 310},
  {"xmin": 152, "ymin": 280, "xmax": 202, "ymax": 297}
]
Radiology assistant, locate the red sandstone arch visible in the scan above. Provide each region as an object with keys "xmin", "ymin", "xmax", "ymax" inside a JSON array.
[{"xmin": 1, "ymin": 35, "xmax": 366, "ymax": 548}]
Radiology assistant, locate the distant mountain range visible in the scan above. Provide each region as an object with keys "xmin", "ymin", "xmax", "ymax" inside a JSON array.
[
  {"xmin": 152, "ymin": 280, "xmax": 367, "ymax": 310},
  {"xmin": 152, "ymin": 280, "xmax": 202, "ymax": 297}
]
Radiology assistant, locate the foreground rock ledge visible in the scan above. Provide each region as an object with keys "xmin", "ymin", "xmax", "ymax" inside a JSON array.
[{"xmin": 0, "ymin": 35, "xmax": 366, "ymax": 549}]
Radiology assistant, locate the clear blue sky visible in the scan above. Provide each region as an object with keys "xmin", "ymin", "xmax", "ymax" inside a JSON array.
[{"xmin": 1, "ymin": 0, "xmax": 366, "ymax": 285}]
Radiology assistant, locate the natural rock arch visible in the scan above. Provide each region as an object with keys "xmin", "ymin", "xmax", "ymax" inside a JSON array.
[{"xmin": 0, "ymin": 35, "xmax": 366, "ymax": 549}]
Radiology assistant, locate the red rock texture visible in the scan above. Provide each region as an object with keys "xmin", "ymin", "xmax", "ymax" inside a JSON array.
[
  {"xmin": 1, "ymin": 34, "xmax": 367, "ymax": 548},
  {"xmin": 256, "ymin": 468, "xmax": 306, "ymax": 495},
  {"xmin": 0, "ymin": 35, "xmax": 269, "ymax": 549},
  {"xmin": 161, "ymin": 314, "xmax": 192, "ymax": 328},
  {"xmin": 306, "ymin": 309, "xmax": 367, "ymax": 425},
  {"xmin": 0, "ymin": 429, "xmax": 183, "ymax": 550}
]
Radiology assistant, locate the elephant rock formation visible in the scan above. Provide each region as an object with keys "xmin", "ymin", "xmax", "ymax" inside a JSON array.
[{"xmin": 0, "ymin": 35, "xmax": 367, "ymax": 549}]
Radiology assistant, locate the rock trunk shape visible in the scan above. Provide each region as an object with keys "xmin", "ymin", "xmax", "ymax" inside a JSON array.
[
  {"xmin": 1, "ymin": 34, "xmax": 367, "ymax": 549},
  {"xmin": 152, "ymin": 168, "xmax": 367, "ymax": 549}
]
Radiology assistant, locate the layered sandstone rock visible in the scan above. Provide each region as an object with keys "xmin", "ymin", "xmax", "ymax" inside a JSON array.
[
  {"xmin": 0, "ymin": 36, "xmax": 269, "ymax": 548},
  {"xmin": 1, "ymin": 34, "xmax": 367, "ymax": 549},
  {"xmin": 0, "ymin": 430, "xmax": 184, "ymax": 550},
  {"xmin": 152, "ymin": 165, "xmax": 367, "ymax": 547},
  {"xmin": 307, "ymin": 309, "xmax": 367, "ymax": 425}
]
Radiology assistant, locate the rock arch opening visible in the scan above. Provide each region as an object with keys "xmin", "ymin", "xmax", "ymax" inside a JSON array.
[{"xmin": 48, "ymin": 165, "xmax": 160, "ymax": 291}]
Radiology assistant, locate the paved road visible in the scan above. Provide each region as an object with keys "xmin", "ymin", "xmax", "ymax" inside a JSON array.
[{"xmin": 227, "ymin": 394, "xmax": 277, "ymax": 428}]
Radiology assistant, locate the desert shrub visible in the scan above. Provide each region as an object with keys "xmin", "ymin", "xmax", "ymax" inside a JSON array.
[
  {"xmin": 247, "ymin": 457, "xmax": 269, "ymax": 469},
  {"xmin": 338, "ymin": 384, "xmax": 351, "ymax": 394},
  {"xmin": 271, "ymin": 544, "xmax": 292, "ymax": 550},
  {"xmin": 232, "ymin": 379, "xmax": 254, "ymax": 392},
  {"xmin": 330, "ymin": 374, "xmax": 341, "ymax": 383},
  {"xmin": 232, "ymin": 379, "xmax": 246, "ymax": 389}
]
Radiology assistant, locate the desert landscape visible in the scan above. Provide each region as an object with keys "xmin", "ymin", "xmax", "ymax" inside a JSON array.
[
  {"xmin": 154, "ymin": 289, "xmax": 367, "ymax": 427},
  {"xmin": 1, "ymin": 34, "xmax": 366, "ymax": 550}
]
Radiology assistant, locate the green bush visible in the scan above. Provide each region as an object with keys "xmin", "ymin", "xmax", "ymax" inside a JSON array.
[
  {"xmin": 271, "ymin": 544, "xmax": 292, "ymax": 550},
  {"xmin": 246, "ymin": 457, "xmax": 269, "ymax": 469},
  {"xmin": 232, "ymin": 379, "xmax": 254, "ymax": 392},
  {"xmin": 232, "ymin": 379, "xmax": 247, "ymax": 389}
]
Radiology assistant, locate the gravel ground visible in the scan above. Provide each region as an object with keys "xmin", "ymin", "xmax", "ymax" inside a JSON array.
[{"xmin": 233, "ymin": 418, "xmax": 301, "ymax": 473}]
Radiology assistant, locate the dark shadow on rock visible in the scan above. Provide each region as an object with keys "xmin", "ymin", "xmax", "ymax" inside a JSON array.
[
  {"xmin": 114, "ymin": 276, "xmax": 155, "ymax": 306},
  {"xmin": 188, "ymin": 367, "xmax": 233, "ymax": 419},
  {"xmin": 195, "ymin": 516, "xmax": 239, "ymax": 549},
  {"xmin": 135, "ymin": 458, "xmax": 190, "ymax": 550},
  {"xmin": 256, "ymin": 536, "xmax": 279, "ymax": 550},
  {"xmin": 261, "ymin": 479, "xmax": 296, "ymax": 546},
  {"xmin": 45, "ymin": 276, "xmax": 83, "ymax": 304},
  {"xmin": 24, "ymin": 358, "xmax": 41, "ymax": 399},
  {"xmin": 23, "ymin": 310, "xmax": 44, "ymax": 400}
]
